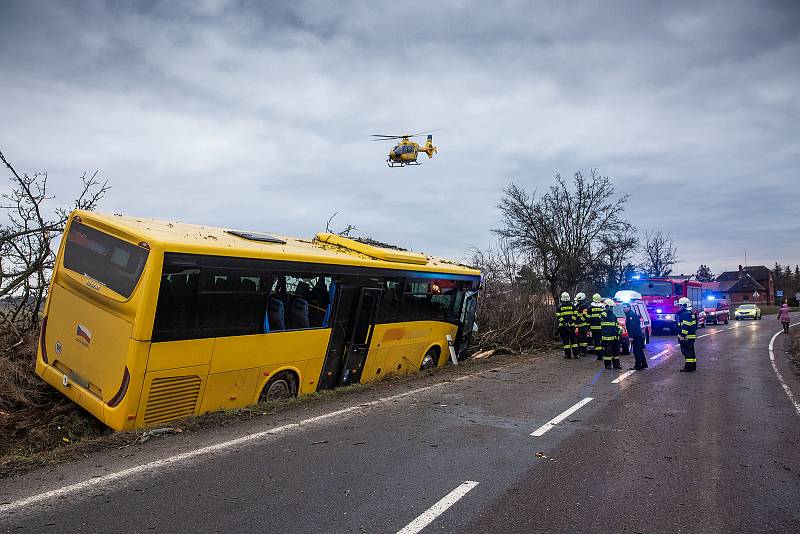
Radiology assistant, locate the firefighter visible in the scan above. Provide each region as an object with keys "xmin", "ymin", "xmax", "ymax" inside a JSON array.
[
  {"xmin": 677, "ymin": 297, "xmax": 697, "ymax": 372},
  {"xmin": 574, "ymin": 292, "xmax": 590, "ymax": 356},
  {"xmin": 589, "ymin": 293, "xmax": 605, "ymax": 360},
  {"xmin": 622, "ymin": 302, "xmax": 647, "ymax": 370},
  {"xmin": 600, "ymin": 298, "xmax": 622, "ymax": 369},
  {"xmin": 556, "ymin": 292, "xmax": 580, "ymax": 359}
]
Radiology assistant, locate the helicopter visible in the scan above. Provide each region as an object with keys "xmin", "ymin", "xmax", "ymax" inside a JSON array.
[{"xmin": 371, "ymin": 130, "xmax": 439, "ymax": 167}]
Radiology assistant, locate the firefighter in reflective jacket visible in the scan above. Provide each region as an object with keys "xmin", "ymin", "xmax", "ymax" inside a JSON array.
[
  {"xmin": 677, "ymin": 297, "xmax": 697, "ymax": 372},
  {"xmin": 574, "ymin": 292, "xmax": 590, "ymax": 356},
  {"xmin": 588, "ymin": 293, "xmax": 605, "ymax": 360},
  {"xmin": 600, "ymin": 299, "xmax": 623, "ymax": 369},
  {"xmin": 556, "ymin": 292, "xmax": 580, "ymax": 359}
]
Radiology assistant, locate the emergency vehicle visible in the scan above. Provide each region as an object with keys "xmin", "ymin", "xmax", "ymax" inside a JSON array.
[
  {"xmin": 623, "ymin": 277, "xmax": 703, "ymax": 333},
  {"xmin": 613, "ymin": 290, "xmax": 652, "ymax": 353}
]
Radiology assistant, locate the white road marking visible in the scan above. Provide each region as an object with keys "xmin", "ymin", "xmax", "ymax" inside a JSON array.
[
  {"xmin": 768, "ymin": 323, "xmax": 800, "ymax": 416},
  {"xmin": 649, "ymin": 349, "xmax": 670, "ymax": 361},
  {"xmin": 396, "ymin": 481, "xmax": 479, "ymax": 534},
  {"xmin": 0, "ymin": 369, "xmax": 503, "ymax": 515},
  {"xmin": 530, "ymin": 397, "xmax": 593, "ymax": 436},
  {"xmin": 611, "ymin": 370, "xmax": 636, "ymax": 384}
]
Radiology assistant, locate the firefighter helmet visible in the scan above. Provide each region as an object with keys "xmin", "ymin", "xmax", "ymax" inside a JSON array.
[
  {"xmin": 679, "ymin": 297, "xmax": 691, "ymax": 308},
  {"xmin": 604, "ymin": 298, "xmax": 615, "ymax": 308},
  {"xmin": 560, "ymin": 292, "xmax": 571, "ymax": 302},
  {"xmin": 592, "ymin": 293, "xmax": 602, "ymax": 302},
  {"xmin": 575, "ymin": 292, "xmax": 586, "ymax": 302}
]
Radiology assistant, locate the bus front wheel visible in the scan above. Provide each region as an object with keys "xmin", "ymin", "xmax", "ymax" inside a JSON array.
[
  {"xmin": 420, "ymin": 347, "xmax": 440, "ymax": 370},
  {"xmin": 260, "ymin": 372, "xmax": 298, "ymax": 402}
]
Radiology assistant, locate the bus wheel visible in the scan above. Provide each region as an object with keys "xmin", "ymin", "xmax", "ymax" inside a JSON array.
[
  {"xmin": 261, "ymin": 372, "xmax": 297, "ymax": 402},
  {"xmin": 420, "ymin": 347, "xmax": 440, "ymax": 370}
]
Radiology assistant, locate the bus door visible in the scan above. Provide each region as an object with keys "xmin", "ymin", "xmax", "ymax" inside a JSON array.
[
  {"xmin": 454, "ymin": 291, "xmax": 478, "ymax": 360},
  {"xmin": 319, "ymin": 286, "xmax": 381, "ymax": 389}
]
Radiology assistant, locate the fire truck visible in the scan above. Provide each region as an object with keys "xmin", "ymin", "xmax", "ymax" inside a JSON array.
[{"xmin": 623, "ymin": 276, "xmax": 704, "ymax": 333}]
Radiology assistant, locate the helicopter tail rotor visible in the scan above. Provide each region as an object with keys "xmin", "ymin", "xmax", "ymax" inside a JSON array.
[{"xmin": 421, "ymin": 134, "xmax": 438, "ymax": 159}]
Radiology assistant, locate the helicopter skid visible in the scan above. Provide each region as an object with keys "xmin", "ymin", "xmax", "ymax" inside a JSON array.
[{"xmin": 387, "ymin": 160, "xmax": 421, "ymax": 168}]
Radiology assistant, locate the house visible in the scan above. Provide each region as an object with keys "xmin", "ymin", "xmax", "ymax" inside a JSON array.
[{"xmin": 715, "ymin": 265, "xmax": 775, "ymax": 306}]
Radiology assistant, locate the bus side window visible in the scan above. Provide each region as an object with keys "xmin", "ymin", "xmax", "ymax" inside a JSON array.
[
  {"xmin": 153, "ymin": 268, "xmax": 200, "ymax": 342},
  {"xmin": 267, "ymin": 274, "xmax": 331, "ymax": 331},
  {"xmin": 197, "ymin": 268, "xmax": 267, "ymax": 338}
]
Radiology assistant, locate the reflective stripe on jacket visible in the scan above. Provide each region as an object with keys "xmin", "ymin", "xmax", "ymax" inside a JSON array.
[
  {"xmin": 677, "ymin": 308, "xmax": 697, "ymax": 339},
  {"xmin": 556, "ymin": 303, "xmax": 576, "ymax": 328},
  {"xmin": 600, "ymin": 309, "xmax": 620, "ymax": 341},
  {"xmin": 589, "ymin": 302, "xmax": 604, "ymax": 329}
]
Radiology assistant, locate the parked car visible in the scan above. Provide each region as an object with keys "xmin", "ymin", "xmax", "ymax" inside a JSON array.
[
  {"xmin": 735, "ymin": 303, "xmax": 762, "ymax": 320},
  {"xmin": 703, "ymin": 297, "xmax": 730, "ymax": 325},
  {"xmin": 612, "ymin": 301, "xmax": 652, "ymax": 354}
]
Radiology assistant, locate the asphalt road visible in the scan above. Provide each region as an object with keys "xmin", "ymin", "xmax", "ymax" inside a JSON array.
[{"xmin": 2, "ymin": 317, "xmax": 799, "ymax": 533}]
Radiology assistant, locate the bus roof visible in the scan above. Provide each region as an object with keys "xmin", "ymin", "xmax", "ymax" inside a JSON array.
[{"xmin": 73, "ymin": 211, "xmax": 481, "ymax": 278}]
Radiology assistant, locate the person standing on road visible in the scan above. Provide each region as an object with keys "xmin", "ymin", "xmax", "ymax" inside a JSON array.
[
  {"xmin": 556, "ymin": 292, "xmax": 580, "ymax": 359},
  {"xmin": 623, "ymin": 303, "xmax": 648, "ymax": 370},
  {"xmin": 574, "ymin": 292, "xmax": 590, "ymax": 357},
  {"xmin": 778, "ymin": 299, "xmax": 791, "ymax": 335},
  {"xmin": 677, "ymin": 297, "xmax": 697, "ymax": 372},
  {"xmin": 601, "ymin": 299, "xmax": 622, "ymax": 369},
  {"xmin": 589, "ymin": 293, "xmax": 605, "ymax": 360}
]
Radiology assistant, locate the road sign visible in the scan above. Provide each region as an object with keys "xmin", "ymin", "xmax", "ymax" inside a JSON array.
[{"xmin": 776, "ymin": 290, "xmax": 784, "ymax": 297}]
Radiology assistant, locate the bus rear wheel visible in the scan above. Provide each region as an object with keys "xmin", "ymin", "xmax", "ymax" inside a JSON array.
[
  {"xmin": 260, "ymin": 372, "xmax": 298, "ymax": 402},
  {"xmin": 420, "ymin": 347, "xmax": 440, "ymax": 370}
]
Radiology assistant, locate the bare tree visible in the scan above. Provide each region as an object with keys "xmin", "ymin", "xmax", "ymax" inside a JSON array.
[
  {"xmin": 593, "ymin": 225, "xmax": 639, "ymax": 294},
  {"xmin": 0, "ymin": 150, "xmax": 109, "ymax": 341},
  {"xmin": 640, "ymin": 229, "xmax": 679, "ymax": 277},
  {"xmin": 495, "ymin": 170, "xmax": 632, "ymax": 300}
]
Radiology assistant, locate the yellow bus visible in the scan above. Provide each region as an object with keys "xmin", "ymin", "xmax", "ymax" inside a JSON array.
[{"xmin": 36, "ymin": 211, "xmax": 481, "ymax": 430}]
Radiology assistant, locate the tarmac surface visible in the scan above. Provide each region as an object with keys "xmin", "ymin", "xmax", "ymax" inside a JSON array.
[{"xmin": 1, "ymin": 316, "xmax": 799, "ymax": 533}]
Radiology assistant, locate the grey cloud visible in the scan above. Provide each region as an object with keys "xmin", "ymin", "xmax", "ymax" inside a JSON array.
[{"xmin": 1, "ymin": 0, "xmax": 798, "ymax": 274}]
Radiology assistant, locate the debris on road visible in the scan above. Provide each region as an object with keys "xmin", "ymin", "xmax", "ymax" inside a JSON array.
[{"xmin": 138, "ymin": 427, "xmax": 182, "ymax": 444}]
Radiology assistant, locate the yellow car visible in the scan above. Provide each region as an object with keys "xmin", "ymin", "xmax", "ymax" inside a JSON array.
[{"xmin": 734, "ymin": 304, "xmax": 762, "ymax": 320}]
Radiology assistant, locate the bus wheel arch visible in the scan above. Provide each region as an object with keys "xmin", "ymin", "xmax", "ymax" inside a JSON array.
[
  {"xmin": 420, "ymin": 344, "xmax": 441, "ymax": 370},
  {"xmin": 258, "ymin": 369, "xmax": 299, "ymax": 402}
]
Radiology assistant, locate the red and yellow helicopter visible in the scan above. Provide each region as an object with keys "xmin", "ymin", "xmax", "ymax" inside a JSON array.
[{"xmin": 371, "ymin": 130, "xmax": 439, "ymax": 167}]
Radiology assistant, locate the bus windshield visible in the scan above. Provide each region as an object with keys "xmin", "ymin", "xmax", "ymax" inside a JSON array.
[
  {"xmin": 63, "ymin": 221, "xmax": 149, "ymax": 298},
  {"xmin": 628, "ymin": 280, "xmax": 672, "ymax": 297}
]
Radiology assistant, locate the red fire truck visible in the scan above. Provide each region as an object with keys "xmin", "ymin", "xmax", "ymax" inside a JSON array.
[{"xmin": 624, "ymin": 277, "xmax": 704, "ymax": 333}]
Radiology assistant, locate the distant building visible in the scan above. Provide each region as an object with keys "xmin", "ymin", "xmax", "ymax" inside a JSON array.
[{"xmin": 715, "ymin": 265, "xmax": 774, "ymax": 305}]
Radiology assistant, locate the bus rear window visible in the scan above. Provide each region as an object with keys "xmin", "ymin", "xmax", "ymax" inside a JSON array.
[{"xmin": 63, "ymin": 221, "xmax": 149, "ymax": 298}]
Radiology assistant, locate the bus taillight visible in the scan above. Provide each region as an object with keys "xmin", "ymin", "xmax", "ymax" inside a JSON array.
[{"xmin": 40, "ymin": 316, "xmax": 49, "ymax": 364}]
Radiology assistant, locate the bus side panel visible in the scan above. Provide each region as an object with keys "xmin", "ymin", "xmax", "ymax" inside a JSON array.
[
  {"xmin": 210, "ymin": 329, "xmax": 331, "ymax": 399},
  {"xmin": 362, "ymin": 322, "xmax": 457, "ymax": 382},
  {"xmin": 200, "ymin": 368, "xmax": 261, "ymax": 413},
  {"xmin": 147, "ymin": 338, "xmax": 215, "ymax": 372},
  {"xmin": 209, "ymin": 329, "xmax": 331, "ymax": 374}
]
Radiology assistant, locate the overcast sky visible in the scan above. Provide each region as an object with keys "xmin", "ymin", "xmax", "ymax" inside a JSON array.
[{"xmin": 1, "ymin": 0, "xmax": 798, "ymax": 276}]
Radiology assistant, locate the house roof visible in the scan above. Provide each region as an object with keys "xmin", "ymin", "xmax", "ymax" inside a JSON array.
[
  {"xmin": 716, "ymin": 265, "xmax": 772, "ymax": 282},
  {"xmin": 725, "ymin": 275, "xmax": 766, "ymax": 293}
]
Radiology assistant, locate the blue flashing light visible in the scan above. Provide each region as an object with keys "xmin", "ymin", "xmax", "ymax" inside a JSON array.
[
  {"xmin": 707, "ymin": 295, "xmax": 715, "ymax": 301},
  {"xmin": 632, "ymin": 275, "xmax": 641, "ymax": 280}
]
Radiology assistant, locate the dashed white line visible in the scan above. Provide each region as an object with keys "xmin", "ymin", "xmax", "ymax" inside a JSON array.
[
  {"xmin": 0, "ymin": 369, "xmax": 503, "ymax": 515},
  {"xmin": 396, "ymin": 481, "xmax": 479, "ymax": 534},
  {"xmin": 649, "ymin": 349, "xmax": 671, "ymax": 361},
  {"xmin": 530, "ymin": 397, "xmax": 594, "ymax": 436},
  {"xmin": 611, "ymin": 370, "xmax": 636, "ymax": 384},
  {"xmin": 768, "ymin": 322, "xmax": 800, "ymax": 416}
]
